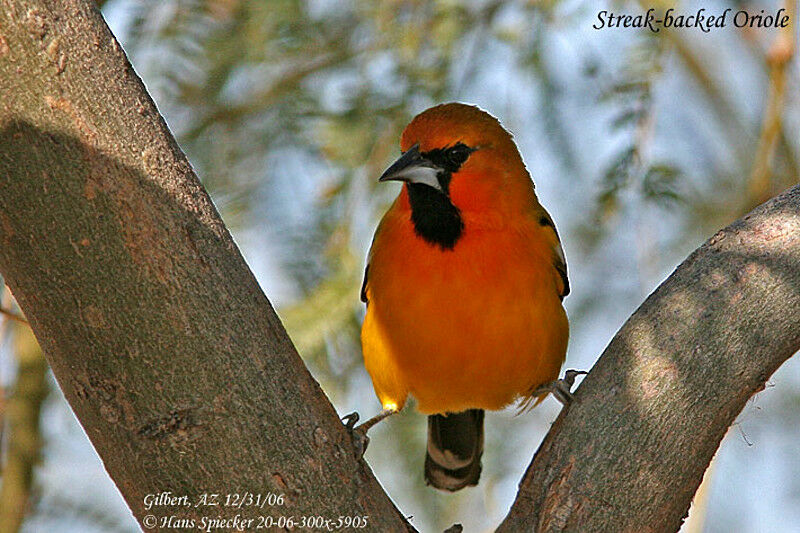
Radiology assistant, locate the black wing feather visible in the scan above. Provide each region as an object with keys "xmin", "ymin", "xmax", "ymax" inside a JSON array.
[
  {"xmin": 539, "ymin": 214, "xmax": 570, "ymax": 300},
  {"xmin": 555, "ymin": 259, "xmax": 570, "ymax": 300},
  {"xmin": 360, "ymin": 264, "xmax": 369, "ymax": 304}
]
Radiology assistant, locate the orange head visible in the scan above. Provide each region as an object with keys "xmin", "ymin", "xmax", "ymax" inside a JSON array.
[{"xmin": 378, "ymin": 103, "xmax": 538, "ymax": 249}]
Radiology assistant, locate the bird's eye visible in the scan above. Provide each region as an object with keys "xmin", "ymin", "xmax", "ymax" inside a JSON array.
[{"xmin": 447, "ymin": 143, "xmax": 472, "ymax": 166}]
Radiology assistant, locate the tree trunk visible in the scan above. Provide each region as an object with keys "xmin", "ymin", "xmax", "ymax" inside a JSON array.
[
  {"xmin": 497, "ymin": 184, "xmax": 800, "ymax": 532},
  {"xmin": 1, "ymin": 2, "xmax": 799, "ymax": 533},
  {"xmin": 0, "ymin": 1, "xmax": 411, "ymax": 531}
]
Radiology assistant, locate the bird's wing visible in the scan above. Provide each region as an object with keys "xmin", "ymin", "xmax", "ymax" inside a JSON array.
[
  {"xmin": 538, "ymin": 211, "xmax": 570, "ymax": 300},
  {"xmin": 361, "ymin": 212, "xmax": 390, "ymax": 305},
  {"xmin": 360, "ymin": 263, "xmax": 369, "ymax": 304}
]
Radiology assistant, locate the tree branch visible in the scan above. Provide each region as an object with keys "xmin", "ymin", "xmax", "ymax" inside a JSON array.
[
  {"xmin": 498, "ymin": 184, "xmax": 800, "ymax": 532},
  {"xmin": 747, "ymin": 0, "xmax": 795, "ymax": 206},
  {"xmin": 0, "ymin": 1, "xmax": 411, "ymax": 530},
  {"xmin": 0, "ymin": 307, "xmax": 27, "ymax": 324},
  {"xmin": 0, "ymin": 324, "xmax": 47, "ymax": 533}
]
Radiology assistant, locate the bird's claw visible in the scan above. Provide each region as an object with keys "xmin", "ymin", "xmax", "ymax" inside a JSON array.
[
  {"xmin": 533, "ymin": 369, "xmax": 588, "ymax": 407},
  {"xmin": 342, "ymin": 412, "xmax": 371, "ymax": 458},
  {"xmin": 342, "ymin": 412, "xmax": 360, "ymax": 431},
  {"xmin": 342, "ymin": 408, "xmax": 400, "ymax": 458}
]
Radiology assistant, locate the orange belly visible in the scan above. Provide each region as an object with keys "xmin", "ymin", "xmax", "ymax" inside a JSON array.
[{"xmin": 361, "ymin": 207, "xmax": 568, "ymax": 414}]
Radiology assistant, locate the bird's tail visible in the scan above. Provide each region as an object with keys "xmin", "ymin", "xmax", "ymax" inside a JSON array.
[{"xmin": 424, "ymin": 409, "xmax": 484, "ymax": 491}]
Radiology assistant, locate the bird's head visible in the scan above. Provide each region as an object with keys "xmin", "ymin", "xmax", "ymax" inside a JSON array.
[{"xmin": 379, "ymin": 103, "xmax": 536, "ymax": 223}]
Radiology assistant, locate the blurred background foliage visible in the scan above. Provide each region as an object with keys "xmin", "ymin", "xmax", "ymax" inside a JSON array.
[{"xmin": 0, "ymin": 0, "xmax": 798, "ymax": 531}]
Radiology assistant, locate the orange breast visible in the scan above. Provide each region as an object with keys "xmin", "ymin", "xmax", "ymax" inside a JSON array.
[{"xmin": 361, "ymin": 198, "xmax": 568, "ymax": 414}]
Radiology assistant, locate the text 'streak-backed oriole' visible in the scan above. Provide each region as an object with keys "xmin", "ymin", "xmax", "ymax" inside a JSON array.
[{"xmin": 358, "ymin": 103, "xmax": 570, "ymax": 491}]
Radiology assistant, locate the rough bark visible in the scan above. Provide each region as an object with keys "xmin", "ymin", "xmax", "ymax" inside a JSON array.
[
  {"xmin": 497, "ymin": 185, "xmax": 800, "ymax": 532},
  {"xmin": 0, "ymin": 1, "xmax": 412, "ymax": 531}
]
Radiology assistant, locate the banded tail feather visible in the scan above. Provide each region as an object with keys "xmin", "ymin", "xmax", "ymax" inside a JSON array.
[{"xmin": 425, "ymin": 409, "xmax": 484, "ymax": 491}]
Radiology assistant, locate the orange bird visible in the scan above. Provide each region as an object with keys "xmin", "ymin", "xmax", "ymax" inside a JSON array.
[{"xmin": 357, "ymin": 103, "xmax": 571, "ymax": 491}]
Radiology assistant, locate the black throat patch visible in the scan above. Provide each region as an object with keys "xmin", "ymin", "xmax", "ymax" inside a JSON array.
[
  {"xmin": 407, "ymin": 183, "xmax": 464, "ymax": 250},
  {"xmin": 406, "ymin": 143, "xmax": 474, "ymax": 250}
]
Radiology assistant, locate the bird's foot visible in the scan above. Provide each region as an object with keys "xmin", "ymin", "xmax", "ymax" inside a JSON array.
[
  {"xmin": 342, "ymin": 411, "xmax": 360, "ymax": 431},
  {"xmin": 341, "ymin": 408, "xmax": 398, "ymax": 459},
  {"xmin": 532, "ymin": 369, "xmax": 588, "ymax": 406},
  {"xmin": 342, "ymin": 412, "xmax": 370, "ymax": 458}
]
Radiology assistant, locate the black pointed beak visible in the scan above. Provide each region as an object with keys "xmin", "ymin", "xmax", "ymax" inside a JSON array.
[{"xmin": 378, "ymin": 143, "xmax": 435, "ymax": 183}]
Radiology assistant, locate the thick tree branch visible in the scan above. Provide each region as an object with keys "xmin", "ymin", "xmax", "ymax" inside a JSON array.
[
  {"xmin": 498, "ymin": 184, "xmax": 800, "ymax": 532},
  {"xmin": 0, "ymin": 1, "xmax": 411, "ymax": 530}
]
